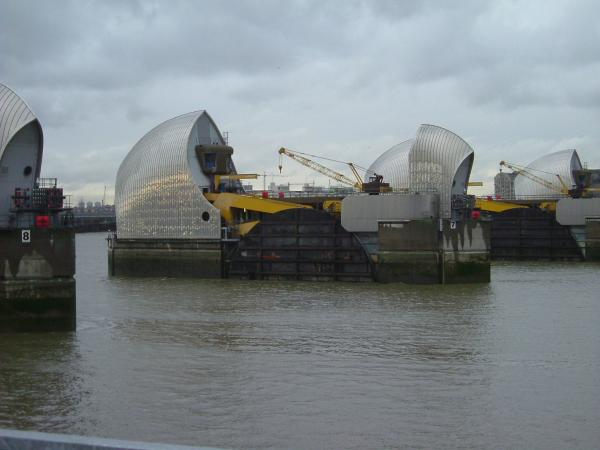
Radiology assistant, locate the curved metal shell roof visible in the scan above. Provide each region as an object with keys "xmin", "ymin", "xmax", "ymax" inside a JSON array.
[
  {"xmin": 367, "ymin": 124, "xmax": 474, "ymax": 218},
  {"xmin": 410, "ymin": 124, "xmax": 474, "ymax": 218},
  {"xmin": 366, "ymin": 139, "xmax": 413, "ymax": 190},
  {"xmin": 513, "ymin": 149, "xmax": 582, "ymax": 198},
  {"xmin": 115, "ymin": 110, "xmax": 223, "ymax": 239},
  {"xmin": 0, "ymin": 83, "xmax": 42, "ymax": 163}
]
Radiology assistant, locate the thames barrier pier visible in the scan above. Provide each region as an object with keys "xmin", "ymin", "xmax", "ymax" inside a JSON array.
[
  {"xmin": 109, "ymin": 112, "xmax": 490, "ymax": 284},
  {"xmin": 0, "ymin": 83, "xmax": 75, "ymax": 332},
  {"xmin": 490, "ymin": 149, "xmax": 600, "ymax": 261},
  {"xmin": 108, "ymin": 111, "xmax": 225, "ymax": 278}
]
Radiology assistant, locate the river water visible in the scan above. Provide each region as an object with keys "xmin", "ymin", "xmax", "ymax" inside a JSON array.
[{"xmin": 1, "ymin": 232, "xmax": 599, "ymax": 449}]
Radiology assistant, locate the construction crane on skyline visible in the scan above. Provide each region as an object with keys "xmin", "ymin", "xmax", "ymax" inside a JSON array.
[
  {"xmin": 277, "ymin": 147, "xmax": 390, "ymax": 193},
  {"xmin": 499, "ymin": 160, "xmax": 570, "ymax": 195}
]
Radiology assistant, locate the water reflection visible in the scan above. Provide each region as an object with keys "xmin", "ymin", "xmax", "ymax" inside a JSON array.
[
  {"xmin": 0, "ymin": 332, "xmax": 94, "ymax": 433},
  {"xmin": 105, "ymin": 277, "xmax": 493, "ymax": 363},
  {"xmin": 0, "ymin": 233, "xmax": 598, "ymax": 449}
]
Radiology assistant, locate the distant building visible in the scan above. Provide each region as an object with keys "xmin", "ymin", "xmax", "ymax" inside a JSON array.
[
  {"xmin": 494, "ymin": 172, "xmax": 517, "ymax": 199},
  {"xmin": 302, "ymin": 183, "xmax": 325, "ymax": 193}
]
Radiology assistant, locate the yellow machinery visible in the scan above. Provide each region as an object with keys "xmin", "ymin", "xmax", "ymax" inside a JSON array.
[
  {"xmin": 204, "ymin": 192, "xmax": 312, "ymax": 235},
  {"xmin": 278, "ymin": 147, "xmax": 390, "ymax": 193},
  {"xmin": 499, "ymin": 160, "xmax": 570, "ymax": 195},
  {"xmin": 323, "ymin": 196, "xmax": 527, "ymax": 215},
  {"xmin": 474, "ymin": 198, "xmax": 528, "ymax": 213},
  {"xmin": 214, "ymin": 173, "xmax": 258, "ymax": 191},
  {"xmin": 323, "ymin": 199, "xmax": 342, "ymax": 214}
]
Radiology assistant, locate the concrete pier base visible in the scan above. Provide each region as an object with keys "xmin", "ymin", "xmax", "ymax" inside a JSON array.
[
  {"xmin": 585, "ymin": 219, "xmax": 600, "ymax": 261},
  {"xmin": 376, "ymin": 220, "xmax": 440, "ymax": 284},
  {"xmin": 0, "ymin": 278, "xmax": 75, "ymax": 332},
  {"xmin": 377, "ymin": 251, "xmax": 440, "ymax": 284},
  {"xmin": 441, "ymin": 220, "xmax": 491, "ymax": 284},
  {"xmin": 0, "ymin": 229, "xmax": 76, "ymax": 332},
  {"xmin": 375, "ymin": 219, "xmax": 490, "ymax": 284},
  {"xmin": 108, "ymin": 237, "xmax": 222, "ymax": 278}
]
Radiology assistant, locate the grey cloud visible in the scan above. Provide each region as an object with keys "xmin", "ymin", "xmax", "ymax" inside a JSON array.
[
  {"xmin": 1, "ymin": 0, "xmax": 599, "ymax": 201},
  {"xmin": 1, "ymin": 0, "xmax": 358, "ymax": 90}
]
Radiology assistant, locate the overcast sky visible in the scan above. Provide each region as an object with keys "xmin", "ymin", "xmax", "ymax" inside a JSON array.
[{"xmin": 2, "ymin": 0, "xmax": 599, "ymax": 202}]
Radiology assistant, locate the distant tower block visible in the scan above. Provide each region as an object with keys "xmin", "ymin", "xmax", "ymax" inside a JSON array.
[{"xmin": 494, "ymin": 171, "xmax": 516, "ymax": 200}]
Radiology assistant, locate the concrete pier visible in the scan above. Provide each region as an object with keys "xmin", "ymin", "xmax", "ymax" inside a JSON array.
[
  {"xmin": 585, "ymin": 218, "xmax": 600, "ymax": 261},
  {"xmin": 375, "ymin": 219, "xmax": 490, "ymax": 284},
  {"xmin": 108, "ymin": 237, "xmax": 221, "ymax": 278},
  {"xmin": 0, "ymin": 229, "xmax": 75, "ymax": 332},
  {"xmin": 376, "ymin": 219, "xmax": 440, "ymax": 284},
  {"xmin": 441, "ymin": 220, "xmax": 491, "ymax": 283}
]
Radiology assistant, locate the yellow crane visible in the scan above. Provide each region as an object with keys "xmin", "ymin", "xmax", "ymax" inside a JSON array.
[
  {"xmin": 278, "ymin": 147, "xmax": 360, "ymax": 188},
  {"xmin": 278, "ymin": 147, "xmax": 389, "ymax": 193},
  {"xmin": 499, "ymin": 160, "xmax": 570, "ymax": 195}
]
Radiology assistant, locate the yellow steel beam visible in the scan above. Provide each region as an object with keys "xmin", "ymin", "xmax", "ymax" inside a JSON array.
[
  {"xmin": 475, "ymin": 198, "xmax": 529, "ymax": 213},
  {"xmin": 204, "ymin": 192, "xmax": 312, "ymax": 222},
  {"xmin": 214, "ymin": 173, "xmax": 258, "ymax": 188},
  {"xmin": 237, "ymin": 220, "xmax": 260, "ymax": 236}
]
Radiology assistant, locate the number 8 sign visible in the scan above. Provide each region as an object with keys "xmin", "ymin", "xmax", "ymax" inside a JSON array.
[{"xmin": 21, "ymin": 229, "xmax": 31, "ymax": 243}]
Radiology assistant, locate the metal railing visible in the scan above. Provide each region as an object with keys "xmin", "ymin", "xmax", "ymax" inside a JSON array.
[
  {"xmin": 36, "ymin": 177, "xmax": 58, "ymax": 189},
  {"xmin": 478, "ymin": 194, "xmax": 569, "ymax": 201},
  {"xmin": 0, "ymin": 428, "xmax": 222, "ymax": 450},
  {"xmin": 246, "ymin": 189, "xmax": 439, "ymax": 200}
]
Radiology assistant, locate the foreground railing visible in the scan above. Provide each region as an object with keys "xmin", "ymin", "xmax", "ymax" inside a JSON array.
[
  {"xmin": 478, "ymin": 194, "xmax": 570, "ymax": 201},
  {"xmin": 0, "ymin": 429, "xmax": 222, "ymax": 450}
]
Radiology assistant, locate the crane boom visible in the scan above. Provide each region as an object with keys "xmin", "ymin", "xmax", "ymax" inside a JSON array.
[
  {"xmin": 278, "ymin": 147, "xmax": 360, "ymax": 189},
  {"xmin": 499, "ymin": 160, "xmax": 569, "ymax": 195},
  {"xmin": 348, "ymin": 163, "xmax": 363, "ymax": 185}
]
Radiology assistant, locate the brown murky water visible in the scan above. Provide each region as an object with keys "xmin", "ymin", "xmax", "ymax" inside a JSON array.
[{"xmin": 1, "ymin": 232, "xmax": 599, "ymax": 449}]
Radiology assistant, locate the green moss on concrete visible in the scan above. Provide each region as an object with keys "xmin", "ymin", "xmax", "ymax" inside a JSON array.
[
  {"xmin": 376, "ymin": 251, "xmax": 441, "ymax": 284},
  {"xmin": 585, "ymin": 242, "xmax": 600, "ymax": 261},
  {"xmin": 443, "ymin": 252, "xmax": 490, "ymax": 284},
  {"xmin": 109, "ymin": 242, "xmax": 222, "ymax": 278},
  {"xmin": 0, "ymin": 278, "xmax": 76, "ymax": 332}
]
